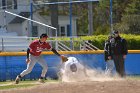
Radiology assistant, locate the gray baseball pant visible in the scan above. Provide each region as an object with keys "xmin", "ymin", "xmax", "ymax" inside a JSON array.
[
  {"xmin": 20, "ymin": 54, "xmax": 48, "ymax": 78},
  {"xmin": 105, "ymin": 60, "xmax": 114, "ymax": 75}
]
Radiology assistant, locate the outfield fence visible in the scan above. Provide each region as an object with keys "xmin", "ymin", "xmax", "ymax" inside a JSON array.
[{"xmin": 0, "ymin": 50, "xmax": 140, "ymax": 81}]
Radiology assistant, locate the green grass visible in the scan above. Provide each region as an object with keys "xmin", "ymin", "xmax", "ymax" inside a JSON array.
[
  {"xmin": 126, "ymin": 75, "xmax": 140, "ymax": 80},
  {"xmin": 0, "ymin": 79, "xmax": 59, "ymax": 90},
  {"xmin": 0, "ymin": 84, "xmax": 36, "ymax": 90}
]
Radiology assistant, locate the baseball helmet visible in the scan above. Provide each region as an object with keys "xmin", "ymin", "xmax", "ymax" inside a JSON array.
[{"xmin": 70, "ymin": 63, "xmax": 77, "ymax": 72}]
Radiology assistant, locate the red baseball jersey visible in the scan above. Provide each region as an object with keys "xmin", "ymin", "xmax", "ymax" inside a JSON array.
[{"xmin": 29, "ymin": 40, "xmax": 52, "ymax": 56}]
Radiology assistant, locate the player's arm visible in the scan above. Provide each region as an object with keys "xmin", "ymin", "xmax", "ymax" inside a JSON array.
[
  {"xmin": 46, "ymin": 42, "xmax": 68, "ymax": 62},
  {"xmin": 122, "ymin": 39, "xmax": 128, "ymax": 55},
  {"xmin": 26, "ymin": 48, "xmax": 30, "ymax": 64},
  {"xmin": 51, "ymin": 48, "xmax": 68, "ymax": 62},
  {"xmin": 51, "ymin": 48, "xmax": 61, "ymax": 56},
  {"xmin": 27, "ymin": 48, "xmax": 30, "ymax": 59},
  {"xmin": 122, "ymin": 39, "xmax": 128, "ymax": 59}
]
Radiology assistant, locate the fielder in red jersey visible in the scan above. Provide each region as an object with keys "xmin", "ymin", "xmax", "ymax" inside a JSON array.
[
  {"xmin": 29, "ymin": 39, "xmax": 52, "ymax": 56},
  {"xmin": 15, "ymin": 33, "xmax": 64, "ymax": 84}
]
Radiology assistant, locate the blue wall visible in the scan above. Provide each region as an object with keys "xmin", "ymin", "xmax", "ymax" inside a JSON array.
[{"xmin": 0, "ymin": 53, "xmax": 140, "ymax": 81}]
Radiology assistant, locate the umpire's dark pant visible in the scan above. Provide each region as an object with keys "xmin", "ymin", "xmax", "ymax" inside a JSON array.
[{"xmin": 113, "ymin": 55, "xmax": 125, "ymax": 77}]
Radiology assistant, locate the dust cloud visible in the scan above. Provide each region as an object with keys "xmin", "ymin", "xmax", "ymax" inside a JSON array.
[{"xmin": 60, "ymin": 65, "xmax": 121, "ymax": 82}]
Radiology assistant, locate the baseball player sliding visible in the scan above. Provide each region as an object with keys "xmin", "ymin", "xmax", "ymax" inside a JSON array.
[
  {"xmin": 60, "ymin": 57, "xmax": 88, "ymax": 82},
  {"xmin": 15, "ymin": 33, "xmax": 68, "ymax": 84}
]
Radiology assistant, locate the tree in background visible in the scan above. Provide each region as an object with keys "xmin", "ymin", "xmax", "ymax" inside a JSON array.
[
  {"xmin": 93, "ymin": 0, "xmax": 110, "ymax": 35},
  {"xmin": 114, "ymin": 0, "xmax": 140, "ymax": 34},
  {"xmin": 36, "ymin": 0, "xmax": 140, "ymax": 35}
]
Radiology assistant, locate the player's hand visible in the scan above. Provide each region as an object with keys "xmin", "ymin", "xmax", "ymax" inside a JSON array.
[
  {"xmin": 60, "ymin": 55, "xmax": 68, "ymax": 63},
  {"xmin": 26, "ymin": 58, "xmax": 30, "ymax": 64},
  {"xmin": 108, "ymin": 56, "xmax": 111, "ymax": 60},
  {"xmin": 123, "ymin": 55, "xmax": 126, "ymax": 59}
]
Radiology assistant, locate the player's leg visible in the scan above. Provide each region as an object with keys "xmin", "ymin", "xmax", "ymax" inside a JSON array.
[
  {"xmin": 105, "ymin": 60, "xmax": 114, "ymax": 75},
  {"xmin": 15, "ymin": 55, "xmax": 37, "ymax": 84},
  {"xmin": 109, "ymin": 60, "xmax": 115, "ymax": 73},
  {"xmin": 113, "ymin": 55, "xmax": 120, "ymax": 76},
  {"xmin": 118, "ymin": 55, "xmax": 125, "ymax": 77},
  {"xmin": 76, "ymin": 62, "xmax": 89, "ymax": 79},
  {"xmin": 78, "ymin": 63, "xmax": 89, "ymax": 78},
  {"xmin": 37, "ymin": 56, "xmax": 48, "ymax": 83}
]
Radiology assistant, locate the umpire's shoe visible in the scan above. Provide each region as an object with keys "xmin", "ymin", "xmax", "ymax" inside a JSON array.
[{"xmin": 15, "ymin": 75, "xmax": 21, "ymax": 84}]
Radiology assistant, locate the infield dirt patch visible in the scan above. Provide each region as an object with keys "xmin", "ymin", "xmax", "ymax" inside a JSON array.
[{"xmin": 0, "ymin": 79, "xmax": 140, "ymax": 93}]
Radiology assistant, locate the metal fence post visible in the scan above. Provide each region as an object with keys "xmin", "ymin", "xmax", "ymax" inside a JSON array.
[
  {"xmin": 2, "ymin": 38, "xmax": 4, "ymax": 52},
  {"xmin": 55, "ymin": 29, "xmax": 58, "ymax": 50}
]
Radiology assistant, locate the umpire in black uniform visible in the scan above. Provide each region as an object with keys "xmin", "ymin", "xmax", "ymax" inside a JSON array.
[{"xmin": 109, "ymin": 30, "xmax": 128, "ymax": 77}]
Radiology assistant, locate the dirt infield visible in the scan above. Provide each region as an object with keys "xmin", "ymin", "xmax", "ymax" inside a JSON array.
[{"xmin": 1, "ymin": 79, "xmax": 140, "ymax": 93}]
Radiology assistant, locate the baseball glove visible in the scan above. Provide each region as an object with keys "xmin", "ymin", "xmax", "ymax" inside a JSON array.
[{"xmin": 61, "ymin": 55, "xmax": 68, "ymax": 63}]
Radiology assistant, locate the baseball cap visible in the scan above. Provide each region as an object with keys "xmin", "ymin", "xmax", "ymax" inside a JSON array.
[
  {"xmin": 108, "ymin": 35, "xmax": 112, "ymax": 39},
  {"xmin": 70, "ymin": 63, "xmax": 77, "ymax": 72},
  {"xmin": 113, "ymin": 30, "xmax": 119, "ymax": 34},
  {"xmin": 40, "ymin": 33, "xmax": 48, "ymax": 38}
]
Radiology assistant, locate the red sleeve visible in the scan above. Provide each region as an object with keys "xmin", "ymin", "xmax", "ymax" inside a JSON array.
[
  {"xmin": 29, "ymin": 41, "xmax": 36, "ymax": 49},
  {"xmin": 45, "ymin": 42, "xmax": 52, "ymax": 50}
]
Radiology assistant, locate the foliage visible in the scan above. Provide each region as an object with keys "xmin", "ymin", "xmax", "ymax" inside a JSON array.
[
  {"xmin": 82, "ymin": 34, "xmax": 140, "ymax": 50},
  {"xmin": 38, "ymin": 0, "xmax": 140, "ymax": 35},
  {"xmin": 93, "ymin": 0, "xmax": 110, "ymax": 35},
  {"xmin": 114, "ymin": 0, "xmax": 140, "ymax": 34},
  {"xmin": 114, "ymin": 15, "xmax": 140, "ymax": 34},
  {"xmin": 56, "ymin": 34, "xmax": 140, "ymax": 50}
]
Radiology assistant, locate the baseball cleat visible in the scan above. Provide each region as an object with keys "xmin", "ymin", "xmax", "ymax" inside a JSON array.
[
  {"xmin": 15, "ymin": 76, "xmax": 20, "ymax": 84},
  {"xmin": 38, "ymin": 78, "xmax": 45, "ymax": 83}
]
